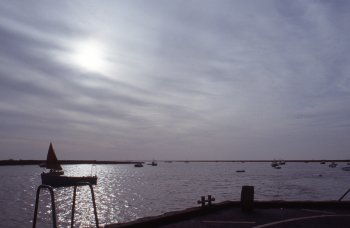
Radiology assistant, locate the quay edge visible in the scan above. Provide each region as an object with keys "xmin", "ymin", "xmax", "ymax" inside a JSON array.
[{"xmin": 104, "ymin": 200, "xmax": 350, "ymax": 228}]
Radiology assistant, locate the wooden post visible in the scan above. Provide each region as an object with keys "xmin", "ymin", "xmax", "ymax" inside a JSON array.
[{"xmin": 241, "ymin": 185, "xmax": 254, "ymax": 212}]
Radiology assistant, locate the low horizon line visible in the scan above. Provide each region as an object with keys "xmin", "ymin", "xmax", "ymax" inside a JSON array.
[{"xmin": 1, "ymin": 158, "xmax": 350, "ymax": 166}]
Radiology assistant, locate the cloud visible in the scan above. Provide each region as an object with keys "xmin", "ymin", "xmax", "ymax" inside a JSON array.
[{"xmin": 1, "ymin": 0, "xmax": 350, "ymax": 160}]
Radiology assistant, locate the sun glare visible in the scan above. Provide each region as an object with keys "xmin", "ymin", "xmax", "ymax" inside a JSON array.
[{"xmin": 71, "ymin": 40, "xmax": 107, "ymax": 73}]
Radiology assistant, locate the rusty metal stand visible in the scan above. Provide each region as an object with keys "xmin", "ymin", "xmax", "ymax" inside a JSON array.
[
  {"xmin": 32, "ymin": 183, "xmax": 98, "ymax": 228},
  {"xmin": 71, "ymin": 182, "xmax": 99, "ymax": 228},
  {"xmin": 32, "ymin": 185, "xmax": 57, "ymax": 228}
]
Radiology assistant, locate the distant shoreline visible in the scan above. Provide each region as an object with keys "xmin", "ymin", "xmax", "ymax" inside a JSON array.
[
  {"xmin": 0, "ymin": 160, "xmax": 136, "ymax": 166},
  {"xmin": 0, "ymin": 159, "xmax": 349, "ymax": 166}
]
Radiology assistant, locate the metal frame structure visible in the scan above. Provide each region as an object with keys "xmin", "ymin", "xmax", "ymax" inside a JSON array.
[{"xmin": 32, "ymin": 183, "xmax": 99, "ymax": 228}]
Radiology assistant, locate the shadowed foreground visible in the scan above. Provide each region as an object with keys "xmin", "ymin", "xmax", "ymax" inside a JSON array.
[{"xmin": 105, "ymin": 201, "xmax": 350, "ymax": 228}]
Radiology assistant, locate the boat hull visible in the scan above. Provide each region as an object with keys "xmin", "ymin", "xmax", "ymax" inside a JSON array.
[
  {"xmin": 342, "ymin": 167, "xmax": 350, "ymax": 171},
  {"xmin": 134, "ymin": 163, "xmax": 143, "ymax": 167},
  {"xmin": 41, "ymin": 173, "xmax": 97, "ymax": 187}
]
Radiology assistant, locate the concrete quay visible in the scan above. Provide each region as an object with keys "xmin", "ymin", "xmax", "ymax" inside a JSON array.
[{"xmin": 105, "ymin": 200, "xmax": 350, "ymax": 228}]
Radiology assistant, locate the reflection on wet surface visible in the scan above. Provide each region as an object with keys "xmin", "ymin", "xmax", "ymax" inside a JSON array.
[{"xmin": 0, "ymin": 162, "xmax": 349, "ymax": 227}]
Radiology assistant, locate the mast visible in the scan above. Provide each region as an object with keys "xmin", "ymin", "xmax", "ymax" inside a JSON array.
[{"xmin": 46, "ymin": 142, "xmax": 63, "ymax": 170}]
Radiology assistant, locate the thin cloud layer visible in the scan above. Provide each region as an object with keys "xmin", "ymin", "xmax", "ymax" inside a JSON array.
[{"xmin": 1, "ymin": 0, "xmax": 350, "ymax": 160}]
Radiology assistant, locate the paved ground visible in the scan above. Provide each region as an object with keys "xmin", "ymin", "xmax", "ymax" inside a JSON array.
[
  {"xmin": 105, "ymin": 201, "xmax": 350, "ymax": 228},
  {"xmin": 161, "ymin": 207, "xmax": 350, "ymax": 228}
]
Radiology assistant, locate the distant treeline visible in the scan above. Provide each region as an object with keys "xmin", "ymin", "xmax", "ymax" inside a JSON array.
[
  {"xmin": 173, "ymin": 160, "xmax": 350, "ymax": 163},
  {"xmin": 0, "ymin": 159, "xmax": 137, "ymax": 166},
  {"xmin": 1, "ymin": 159, "xmax": 349, "ymax": 166}
]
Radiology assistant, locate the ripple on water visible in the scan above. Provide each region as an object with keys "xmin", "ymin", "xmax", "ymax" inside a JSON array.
[{"xmin": 1, "ymin": 162, "xmax": 350, "ymax": 227}]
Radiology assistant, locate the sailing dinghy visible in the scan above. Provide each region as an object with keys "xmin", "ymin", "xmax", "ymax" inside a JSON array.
[{"xmin": 41, "ymin": 143, "xmax": 97, "ymax": 187}]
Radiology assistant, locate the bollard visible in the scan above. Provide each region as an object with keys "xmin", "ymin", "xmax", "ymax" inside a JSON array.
[
  {"xmin": 207, "ymin": 195, "xmax": 215, "ymax": 206},
  {"xmin": 198, "ymin": 196, "xmax": 206, "ymax": 207},
  {"xmin": 197, "ymin": 195, "xmax": 215, "ymax": 207},
  {"xmin": 241, "ymin": 185, "xmax": 254, "ymax": 212}
]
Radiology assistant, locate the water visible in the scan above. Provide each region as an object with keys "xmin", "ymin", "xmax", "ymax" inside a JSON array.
[{"xmin": 0, "ymin": 162, "xmax": 349, "ymax": 227}]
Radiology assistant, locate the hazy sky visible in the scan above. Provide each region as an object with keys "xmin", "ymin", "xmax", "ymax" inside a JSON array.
[{"xmin": 1, "ymin": 0, "xmax": 350, "ymax": 160}]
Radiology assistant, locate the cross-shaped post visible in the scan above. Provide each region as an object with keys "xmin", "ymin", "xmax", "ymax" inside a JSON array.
[
  {"xmin": 207, "ymin": 195, "xmax": 215, "ymax": 206},
  {"xmin": 197, "ymin": 195, "xmax": 215, "ymax": 207}
]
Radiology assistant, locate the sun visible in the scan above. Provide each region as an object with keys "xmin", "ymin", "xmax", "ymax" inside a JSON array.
[{"xmin": 71, "ymin": 40, "xmax": 107, "ymax": 73}]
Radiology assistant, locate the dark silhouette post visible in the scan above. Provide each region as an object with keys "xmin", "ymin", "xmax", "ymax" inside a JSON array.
[
  {"xmin": 197, "ymin": 195, "xmax": 215, "ymax": 207},
  {"xmin": 241, "ymin": 185, "xmax": 254, "ymax": 212},
  {"xmin": 32, "ymin": 185, "xmax": 57, "ymax": 228}
]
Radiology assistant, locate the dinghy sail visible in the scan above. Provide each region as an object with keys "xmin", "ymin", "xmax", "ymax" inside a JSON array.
[
  {"xmin": 41, "ymin": 143, "xmax": 97, "ymax": 187},
  {"xmin": 45, "ymin": 142, "xmax": 63, "ymax": 173}
]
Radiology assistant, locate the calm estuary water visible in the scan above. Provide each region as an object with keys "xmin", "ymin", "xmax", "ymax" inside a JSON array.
[{"xmin": 0, "ymin": 162, "xmax": 349, "ymax": 227}]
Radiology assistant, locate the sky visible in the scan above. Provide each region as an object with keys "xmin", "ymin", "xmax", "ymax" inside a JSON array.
[{"xmin": 1, "ymin": 0, "xmax": 350, "ymax": 160}]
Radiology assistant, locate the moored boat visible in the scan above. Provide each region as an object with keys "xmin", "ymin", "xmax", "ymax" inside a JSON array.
[
  {"xmin": 342, "ymin": 166, "xmax": 350, "ymax": 171},
  {"xmin": 271, "ymin": 161, "xmax": 279, "ymax": 167},
  {"xmin": 151, "ymin": 160, "xmax": 158, "ymax": 166},
  {"xmin": 278, "ymin": 160, "xmax": 286, "ymax": 165},
  {"xmin": 134, "ymin": 162, "xmax": 143, "ymax": 167},
  {"xmin": 41, "ymin": 173, "xmax": 97, "ymax": 186},
  {"xmin": 41, "ymin": 143, "xmax": 97, "ymax": 187},
  {"xmin": 329, "ymin": 162, "xmax": 337, "ymax": 168}
]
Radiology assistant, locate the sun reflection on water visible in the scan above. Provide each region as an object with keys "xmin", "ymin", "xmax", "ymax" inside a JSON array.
[{"xmin": 2, "ymin": 162, "xmax": 350, "ymax": 227}]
